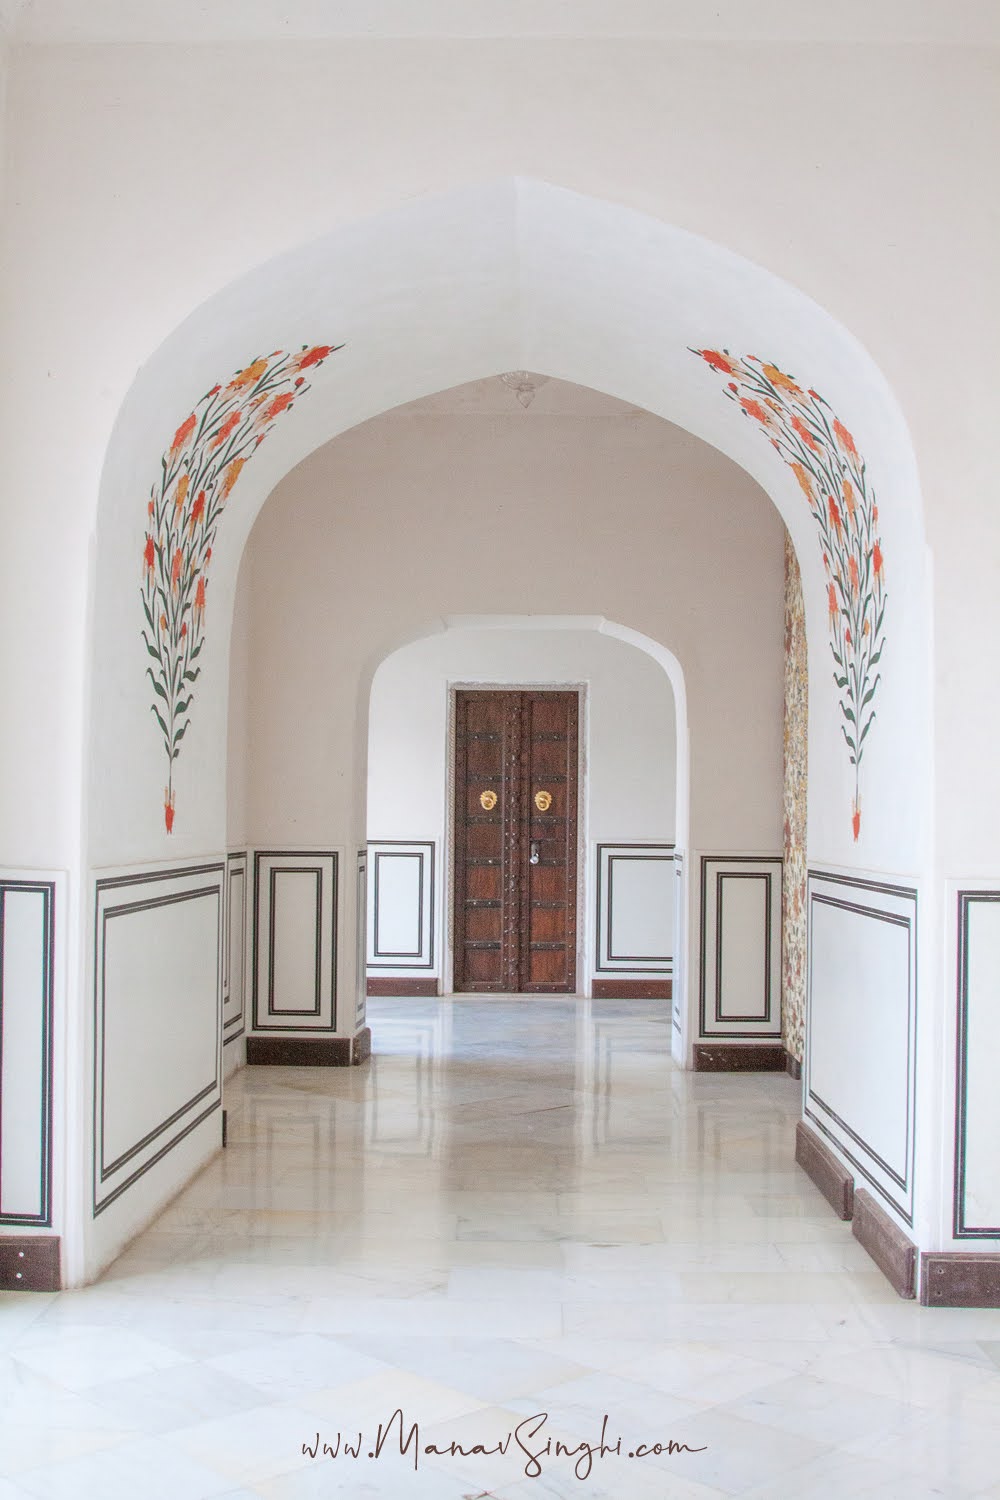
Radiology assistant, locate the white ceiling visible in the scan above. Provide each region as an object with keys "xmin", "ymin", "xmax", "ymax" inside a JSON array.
[{"xmin": 1, "ymin": 0, "xmax": 997, "ymax": 45}]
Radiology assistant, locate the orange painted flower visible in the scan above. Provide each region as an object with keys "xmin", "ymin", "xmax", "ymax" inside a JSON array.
[
  {"xmin": 211, "ymin": 410, "xmax": 242, "ymax": 449},
  {"xmin": 189, "ymin": 490, "xmax": 205, "ymax": 531},
  {"xmin": 228, "ymin": 357, "xmax": 269, "ymax": 391},
  {"xmin": 873, "ymin": 541, "xmax": 883, "ymax": 577},
  {"xmin": 842, "ymin": 478, "xmax": 856, "ymax": 520},
  {"xmin": 852, "ymin": 803, "xmax": 861, "ymax": 842},
  {"xmin": 170, "ymin": 413, "xmax": 196, "ymax": 454},
  {"xmin": 160, "ymin": 613, "xmax": 167, "ymax": 632},
  {"xmin": 827, "ymin": 582, "xmax": 837, "ymax": 621},
  {"xmin": 262, "ymin": 392, "xmax": 294, "ymax": 422},
  {"xmin": 143, "ymin": 536, "xmax": 155, "ymax": 575},
  {"xmin": 790, "ymin": 462, "xmax": 814, "ymax": 505},
  {"xmin": 296, "ymin": 344, "xmax": 333, "ymax": 371},
  {"xmin": 740, "ymin": 397, "xmax": 769, "ymax": 423},
  {"xmin": 173, "ymin": 473, "xmax": 190, "ymax": 513},
  {"xmin": 221, "ymin": 457, "xmax": 246, "ymax": 499},
  {"xmin": 698, "ymin": 349, "xmax": 738, "ymax": 375},
  {"xmin": 164, "ymin": 789, "xmax": 175, "ymax": 835},
  {"xmin": 791, "ymin": 415, "xmax": 819, "ymax": 451},
  {"xmin": 171, "ymin": 550, "xmax": 182, "ymax": 591},
  {"xmin": 833, "ymin": 418, "xmax": 858, "ymax": 458},
  {"xmin": 194, "ymin": 575, "xmax": 206, "ymax": 627},
  {"xmin": 848, "ymin": 556, "xmax": 859, "ymax": 594},
  {"xmin": 762, "ymin": 362, "xmax": 803, "ymax": 398},
  {"xmin": 827, "ymin": 494, "xmax": 842, "ymax": 532}
]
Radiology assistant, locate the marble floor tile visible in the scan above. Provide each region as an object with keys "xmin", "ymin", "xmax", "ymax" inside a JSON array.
[
  {"xmin": 13, "ymin": 1436, "xmax": 242, "ymax": 1500},
  {"xmin": 5, "ymin": 997, "xmax": 1000, "ymax": 1499}
]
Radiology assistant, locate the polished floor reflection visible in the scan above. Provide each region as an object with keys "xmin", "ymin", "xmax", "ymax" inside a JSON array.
[{"xmin": 4, "ymin": 998, "xmax": 1000, "ymax": 1498}]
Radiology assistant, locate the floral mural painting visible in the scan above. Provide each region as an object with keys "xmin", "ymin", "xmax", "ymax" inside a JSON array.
[
  {"xmin": 141, "ymin": 344, "xmax": 341, "ymax": 832},
  {"xmin": 691, "ymin": 349, "xmax": 886, "ymax": 841}
]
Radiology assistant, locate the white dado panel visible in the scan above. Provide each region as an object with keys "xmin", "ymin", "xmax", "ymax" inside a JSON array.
[
  {"xmin": 0, "ymin": 879, "xmax": 55, "ymax": 1225},
  {"xmin": 94, "ymin": 864, "xmax": 223, "ymax": 1216},
  {"xmin": 699, "ymin": 856, "xmax": 782, "ymax": 1037},
  {"xmin": 356, "ymin": 852, "xmax": 367, "ymax": 1027},
  {"xmin": 672, "ymin": 853, "xmax": 684, "ymax": 1035},
  {"xmin": 367, "ymin": 842, "xmax": 435, "ymax": 973},
  {"xmin": 955, "ymin": 891, "xmax": 1000, "ymax": 1237},
  {"xmin": 252, "ymin": 851, "xmax": 338, "ymax": 1032},
  {"xmin": 595, "ymin": 844, "xmax": 675, "ymax": 976},
  {"xmin": 806, "ymin": 870, "xmax": 917, "ymax": 1225},
  {"xmin": 223, "ymin": 851, "xmax": 247, "ymax": 1046}
]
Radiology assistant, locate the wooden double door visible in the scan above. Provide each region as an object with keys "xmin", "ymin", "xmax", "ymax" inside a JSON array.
[{"xmin": 453, "ymin": 689, "xmax": 579, "ymax": 993}]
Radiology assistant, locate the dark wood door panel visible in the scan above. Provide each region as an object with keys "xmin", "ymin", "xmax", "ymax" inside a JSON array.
[{"xmin": 453, "ymin": 688, "xmax": 578, "ymax": 994}]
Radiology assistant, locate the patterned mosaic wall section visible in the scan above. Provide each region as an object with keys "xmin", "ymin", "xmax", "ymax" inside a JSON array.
[{"xmin": 783, "ymin": 530, "xmax": 808, "ymax": 1062}]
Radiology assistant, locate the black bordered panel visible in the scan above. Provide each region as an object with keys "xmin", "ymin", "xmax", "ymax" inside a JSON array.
[
  {"xmin": 223, "ymin": 851, "xmax": 247, "ymax": 1045},
  {"xmin": 252, "ymin": 851, "xmax": 338, "ymax": 1033},
  {"xmin": 595, "ymin": 843, "xmax": 675, "ymax": 975},
  {"xmin": 356, "ymin": 851, "xmax": 368, "ymax": 1026},
  {"xmin": 93, "ymin": 864, "xmax": 223, "ymax": 1217},
  {"xmin": 805, "ymin": 868, "xmax": 917, "ymax": 1228},
  {"xmin": 699, "ymin": 856, "xmax": 782, "ymax": 1039},
  {"xmin": 0, "ymin": 879, "xmax": 56, "ymax": 1227},
  {"xmin": 954, "ymin": 890, "xmax": 1000, "ymax": 1239},
  {"xmin": 367, "ymin": 841, "xmax": 435, "ymax": 971}
]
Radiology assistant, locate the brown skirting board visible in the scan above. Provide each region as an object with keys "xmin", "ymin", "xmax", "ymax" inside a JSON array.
[
  {"xmin": 693, "ymin": 1043, "xmax": 787, "ymax": 1072},
  {"xmin": 785, "ymin": 1053, "xmax": 802, "ymax": 1080},
  {"xmin": 795, "ymin": 1119, "xmax": 854, "ymax": 1220},
  {"xmin": 367, "ymin": 977, "xmax": 439, "ymax": 996},
  {"xmin": 592, "ymin": 979, "xmax": 672, "ymax": 999},
  {"xmin": 852, "ymin": 1187, "xmax": 916, "ymax": 1298},
  {"xmin": 247, "ymin": 1028, "xmax": 371, "ymax": 1067},
  {"xmin": 920, "ymin": 1253, "xmax": 1000, "ymax": 1307},
  {"xmin": 0, "ymin": 1236, "xmax": 61, "ymax": 1292}
]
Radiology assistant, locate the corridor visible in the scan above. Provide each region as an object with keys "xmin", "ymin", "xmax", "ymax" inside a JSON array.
[{"xmin": 3, "ymin": 999, "xmax": 1000, "ymax": 1498}]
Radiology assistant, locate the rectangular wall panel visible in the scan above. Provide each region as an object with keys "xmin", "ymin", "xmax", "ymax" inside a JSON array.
[
  {"xmin": 367, "ymin": 842, "xmax": 435, "ymax": 972},
  {"xmin": 252, "ymin": 851, "xmax": 338, "ymax": 1032},
  {"xmin": 94, "ymin": 864, "xmax": 222, "ymax": 1215},
  {"xmin": 223, "ymin": 852, "xmax": 247, "ymax": 1045},
  {"xmin": 0, "ymin": 880, "xmax": 55, "ymax": 1225},
  {"xmin": 595, "ymin": 844, "xmax": 674, "ymax": 975},
  {"xmin": 672, "ymin": 854, "xmax": 684, "ymax": 1034},
  {"xmin": 955, "ymin": 891, "xmax": 1000, "ymax": 1237},
  {"xmin": 356, "ymin": 852, "xmax": 367, "ymax": 1026},
  {"xmin": 699, "ymin": 856, "xmax": 782, "ymax": 1037},
  {"xmin": 806, "ymin": 869, "xmax": 917, "ymax": 1225}
]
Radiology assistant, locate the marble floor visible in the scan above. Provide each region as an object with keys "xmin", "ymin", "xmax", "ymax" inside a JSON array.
[{"xmin": 4, "ymin": 998, "xmax": 1000, "ymax": 1499}]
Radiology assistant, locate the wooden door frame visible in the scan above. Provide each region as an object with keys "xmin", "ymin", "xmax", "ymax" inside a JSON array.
[{"xmin": 445, "ymin": 681, "xmax": 587, "ymax": 997}]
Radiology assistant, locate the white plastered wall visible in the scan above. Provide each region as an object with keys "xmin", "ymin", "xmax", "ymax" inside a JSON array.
[{"xmin": 1, "ymin": 33, "xmax": 988, "ymax": 1278}]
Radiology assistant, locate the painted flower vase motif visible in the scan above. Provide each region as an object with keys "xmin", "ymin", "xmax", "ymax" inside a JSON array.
[{"xmin": 141, "ymin": 343, "xmax": 341, "ymax": 831}]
